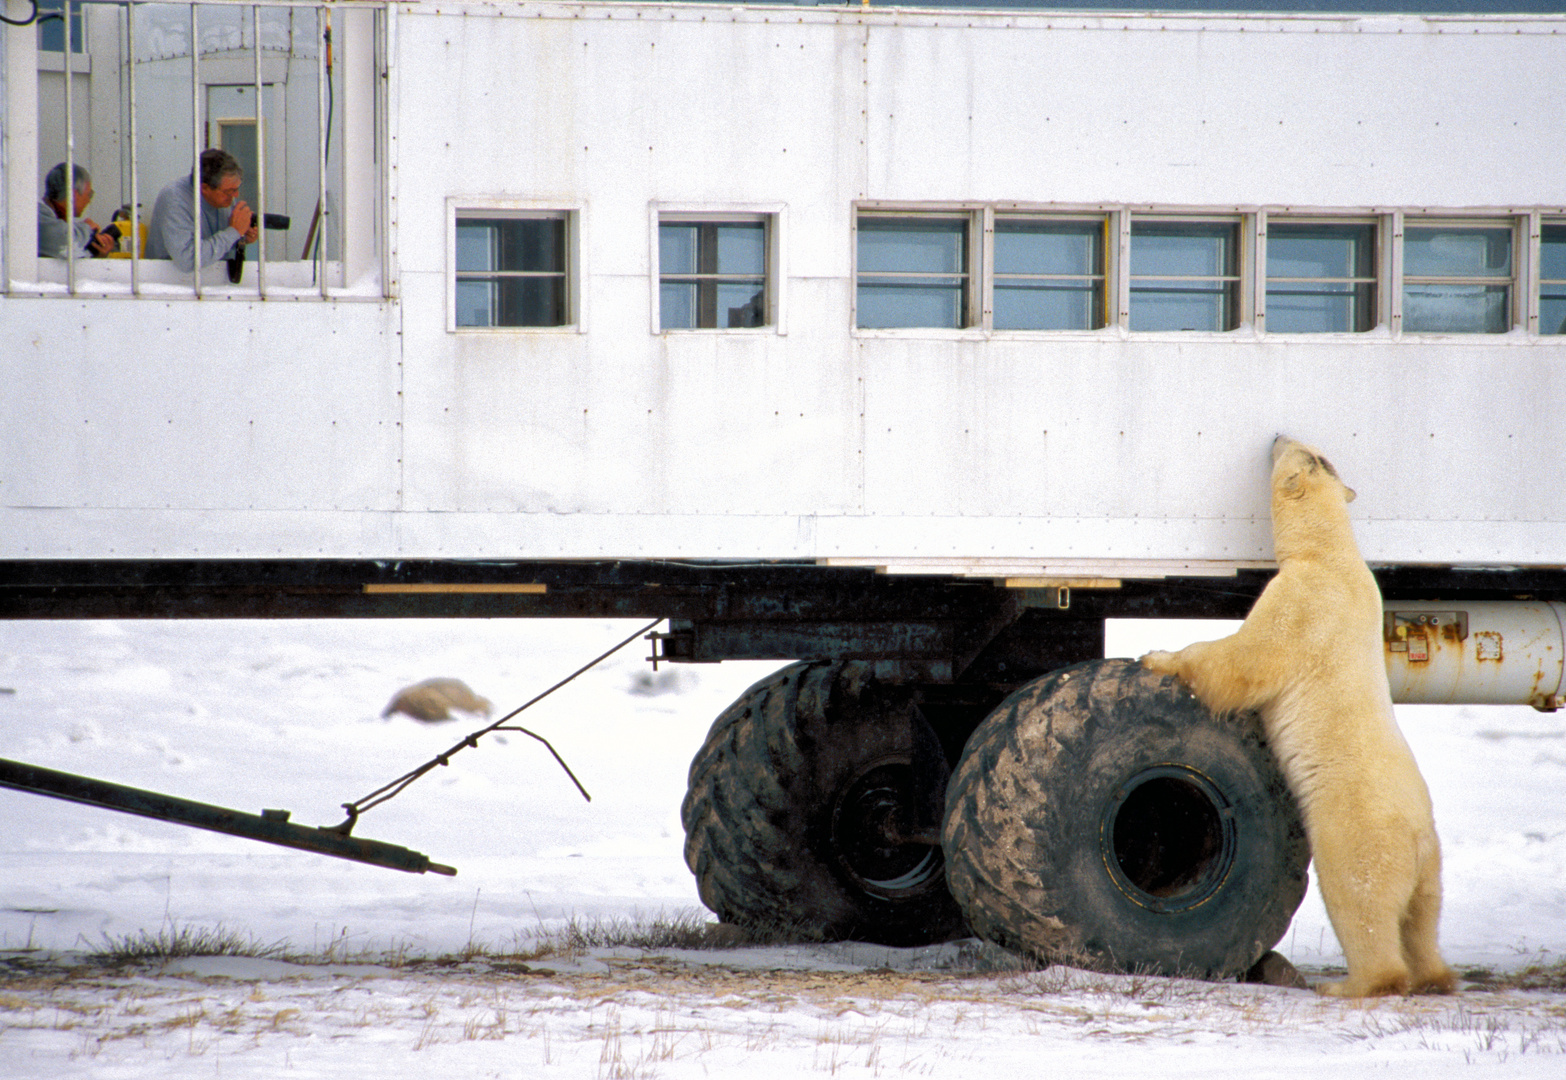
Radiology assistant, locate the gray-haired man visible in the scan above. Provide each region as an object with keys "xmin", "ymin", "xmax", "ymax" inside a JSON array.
[
  {"xmin": 38, "ymin": 163, "xmax": 115, "ymax": 259},
  {"xmin": 146, "ymin": 149, "xmax": 259, "ymax": 272}
]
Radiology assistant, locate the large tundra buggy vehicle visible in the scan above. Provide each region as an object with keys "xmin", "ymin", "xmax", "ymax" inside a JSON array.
[{"xmin": 3, "ymin": 0, "xmax": 1563, "ymax": 978}]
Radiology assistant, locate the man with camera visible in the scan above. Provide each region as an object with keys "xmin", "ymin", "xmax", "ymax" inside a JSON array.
[
  {"xmin": 146, "ymin": 149, "xmax": 260, "ymax": 272},
  {"xmin": 38, "ymin": 163, "xmax": 117, "ymax": 259}
]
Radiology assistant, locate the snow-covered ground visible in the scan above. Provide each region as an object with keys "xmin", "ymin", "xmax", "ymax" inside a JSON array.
[{"xmin": 2, "ymin": 618, "xmax": 1565, "ymax": 1077}]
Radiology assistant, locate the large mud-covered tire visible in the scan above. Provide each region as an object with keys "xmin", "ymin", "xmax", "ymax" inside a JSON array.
[
  {"xmin": 681, "ymin": 661, "xmax": 966, "ymax": 945},
  {"xmin": 943, "ymin": 658, "xmax": 1309, "ymax": 979}
]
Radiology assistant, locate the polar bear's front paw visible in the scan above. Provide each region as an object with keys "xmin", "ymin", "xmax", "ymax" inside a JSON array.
[{"xmin": 1140, "ymin": 650, "xmax": 1179, "ymax": 675}]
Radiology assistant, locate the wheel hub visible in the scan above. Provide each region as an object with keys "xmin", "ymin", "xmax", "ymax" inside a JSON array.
[
  {"xmin": 830, "ymin": 761, "xmax": 944, "ymax": 898},
  {"xmin": 1101, "ymin": 765, "xmax": 1237, "ymax": 914}
]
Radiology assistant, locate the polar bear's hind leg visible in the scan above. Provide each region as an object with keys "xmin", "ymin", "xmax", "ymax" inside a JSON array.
[
  {"xmin": 1404, "ymin": 855, "xmax": 1458, "ymax": 995},
  {"xmin": 1312, "ymin": 832, "xmax": 1413, "ymax": 998}
]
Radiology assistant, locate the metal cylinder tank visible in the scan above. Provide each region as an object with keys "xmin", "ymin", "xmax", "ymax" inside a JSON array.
[{"xmin": 1384, "ymin": 601, "xmax": 1566, "ymax": 711}]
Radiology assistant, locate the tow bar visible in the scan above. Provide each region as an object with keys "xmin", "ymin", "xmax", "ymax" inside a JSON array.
[{"xmin": 0, "ymin": 757, "xmax": 457, "ymax": 876}]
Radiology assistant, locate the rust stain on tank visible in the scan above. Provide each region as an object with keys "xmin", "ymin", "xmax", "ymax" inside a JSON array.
[
  {"xmin": 1530, "ymin": 667, "xmax": 1550, "ymax": 709},
  {"xmin": 1475, "ymin": 630, "xmax": 1503, "ymax": 662}
]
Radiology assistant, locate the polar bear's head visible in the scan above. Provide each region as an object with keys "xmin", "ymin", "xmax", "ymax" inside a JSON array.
[{"xmin": 1271, "ymin": 435, "xmax": 1356, "ymax": 505}]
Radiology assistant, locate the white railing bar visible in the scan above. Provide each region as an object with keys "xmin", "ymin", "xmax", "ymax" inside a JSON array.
[
  {"xmin": 254, "ymin": 3, "xmax": 266, "ymax": 296},
  {"xmin": 317, "ymin": 5, "xmax": 329, "ymax": 297},
  {"xmin": 128, "ymin": 1, "xmax": 140, "ymax": 293},
  {"xmin": 64, "ymin": 1, "xmax": 77, "ymax": 294},
  {"xmin": 378, "ymin": 3, "xmax": 391, "ymax": 298},
  {"xmin": 190, "ymin": 1, "xmax": 202, "ymax": 297}
]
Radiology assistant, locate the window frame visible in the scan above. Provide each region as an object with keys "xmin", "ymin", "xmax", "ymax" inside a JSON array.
[
  {"xmin": 1126, "ymin": 214, "xmax": 1247, "ymax": 334},
  {"xmin": 447, "ymin": 202, "xmax": 581, "ymax": 334},
  {"xmin": 853, "ymin": 205, "xmax": 984, "ymax": 335},
  {"xmin": 16, "ymin": 1, "xmax": 382, "ymax": 299},
  {"xmin": 1398, "ymin": 215, "xmax": 1519, "ymax": 336},
  {"xmin": 845, "ymin": 204, "xmax": 1566, "ymax": 339},
  {"xmin": 654, "ymin": 211, "xmax": 774, "ymax": 333},
  {"xmin": 649, "ymin": 204, "xmax": 785, "ymax": 336},
  {"xmin": 1259, "ymin": 214, "xmax": 1383, "ymax": 335},
  {"xmin": 36, "ymin": 0, "xmax": 85, "ymax": 57},
  {"xmin": 1533, "ymin": 216, "xmax": 1566, "ymax": 336},
  {"xmin": 991, "ymin": 212, "xmax": 1111, "ymax": 332}
]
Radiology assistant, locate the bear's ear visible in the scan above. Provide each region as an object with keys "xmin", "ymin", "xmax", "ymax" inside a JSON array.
[{"xmin": 1276, "ymin": 468, "xmax": 1309, "ymax": 500}]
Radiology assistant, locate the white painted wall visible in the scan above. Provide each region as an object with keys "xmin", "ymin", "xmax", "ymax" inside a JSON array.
[{"xmin": 3, "ymin": 3, "xmax": 1563, "ymax": 568}]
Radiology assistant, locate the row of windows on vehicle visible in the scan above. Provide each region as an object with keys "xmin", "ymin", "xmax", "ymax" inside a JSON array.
[{"xmin": 454, "ymin": 209, "xmax": 1566, "ymax": 335}]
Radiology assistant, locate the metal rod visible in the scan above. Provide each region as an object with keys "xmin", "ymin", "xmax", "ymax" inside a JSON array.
[
  {"xmin": 190, "ymin": 1, "xmax": 202, "ymax": 297},
  {"xmin": 345, "ymin": 619, "xmax": 659, "ymax": 819},
  {"xmin": 492, "ymin": 725, "xmax": 591, "ymax": 803},
  {"xmin": 0, "ymin": 757, "xmax": 456, "ymax": 876},
  {"xmin": 316, "ymin": 4, "xmax": 328, "ymax": 295},
  {"xmin": 64, "ymin": 0, "xmax": 76, "ymax": 294},
  {"xmin": 253, "ymin": 3, "xmax": 266, "ymax": 296},
  {"xmin": 378, "ymin": 3, "xmax": 392, "ymax": 298},
  {"xmin": 128, "ymin": 0, "xmax": 140, "ymax": 293}
]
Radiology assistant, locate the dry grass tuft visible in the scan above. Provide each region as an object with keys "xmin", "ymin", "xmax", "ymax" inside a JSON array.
[
  {"xmin": 88, "ymin": 924, "xmax": 287, "ymax": 966},
  {"xmin": 1486, "ymin": 959, "xmax": 1566, "ymax": 992},
  {"xmin": 502, "ymin": 909, "xmax": 752, "ymax": 961},
  {"xmin": 553, "ymin": 910, "xmax": 734, "ymax": 952}
]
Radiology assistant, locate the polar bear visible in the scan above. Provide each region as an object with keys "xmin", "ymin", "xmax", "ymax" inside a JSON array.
[
  {"xmin": 383, "ymin": 678, "xmax": 493, "ymax": 723},
  {"xmin": 1141, "ymin": 436, "xmax": 1455, "ymax": 998}
]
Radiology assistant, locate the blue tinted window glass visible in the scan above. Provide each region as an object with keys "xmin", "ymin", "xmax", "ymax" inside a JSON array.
[
  {"xmin": 993, "ymin": 219, "xmax": 1106, "ymax": 330},
  {"xmin": 1268, "ymin": 223, "xmax": 1374, "ymax": 280},
  {"xmin": 1268, "ymin": 283, "xmax": 1376, "ymax": 334},
  {"xmin": 492, "ymin": 278, "xmax": 565, "ymax": 327},
  {"xmin": 455, "ymin": 280, "xmax": 496, "ymax": 327},
  {"xmin": 994, "ymin": 282, "xmax": 1103, "ymax": 331},
  {"xmin": 658, "ymin": 219, "xmax": 770, "ymax": 329},
  {"xmin": 995, "ymin": 220, "xmax": 1102, "ymax": 276},
  {"xmin": 455, "ymin": 214, "xmax": 568, "ymax": 327},
  {"xmin": 857, "ymin": 279, "xmax": 967, "ymax": 329},
  {"xmin": 716, "ymin": 224, "xmax": 765, "ymax": 276},
  {"xmin": 457, "ymin": 217, "xmax": 565, "ymax": 273},
  {"xmin": 659, "ymin": 225, "xmax": 698, "ymax": 276},
  {"xmin": 456, "ymin": 223, "xmax": 497, "ymax": 273},
  {"xmin": 1402, "ymin": 224, "xmax": 1512, "ymax": 333},
  {"xmin": 1540, "ymin": 224, "xmax": 1566, "ymax": 282},
  {"xmin": 38, "ymin": 0, "xmax": 83, "ymax": 53},
  {"xmin": 660, "ymin": 282, "xmax": 697, "ymax": 330},
  {"xmin": 1404, "ymin": 226, "xmax": 1511, "ymax": 278},
  {"xmin": 716, "ymin": 281, "xmax": 766, "ymax": 328},
  {"xmin": 1129, "ymin": 283, "xmax": 1238, "ymax": 332},
  {"xmin": 1131, "ymin": 222, "xmax": 1236, "ymax": 278},
  {"xmin": 1540, "ymin": 293, "xmax": 1566, "ymax": 336},
  {"xmin": 856, "ymin": 216, "xmax": 970, "ymax": 329},
  {"xmin": 858, "ymin": 219, "xmax": 967, "ymax": 275}
]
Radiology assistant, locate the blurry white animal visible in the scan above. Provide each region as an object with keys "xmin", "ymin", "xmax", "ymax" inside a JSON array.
[{"xmin": 382, "ymin": 678, "xmax": 493, "ymax": 723}]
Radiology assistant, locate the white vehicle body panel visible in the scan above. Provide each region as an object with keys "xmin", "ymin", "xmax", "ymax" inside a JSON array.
[{"xmin": 2, "ymin": 3, "xmax": 1562, "ymax": 570}]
